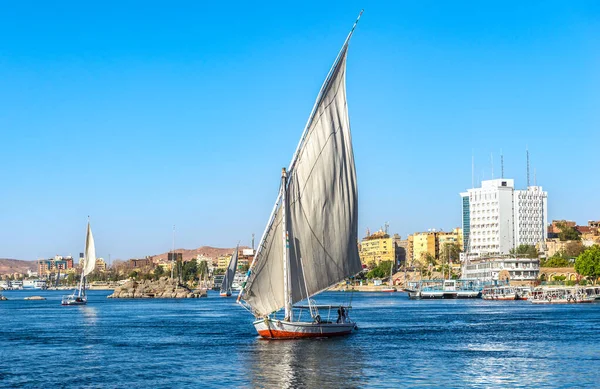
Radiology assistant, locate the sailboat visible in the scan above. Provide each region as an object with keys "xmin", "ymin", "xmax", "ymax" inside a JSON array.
[
  {"xmin": 381, "ymin": 260, "xmax": 397, "ymax": 292},
  {"xmin": 62, "ymin": 220, "xmax": 96, "ymax": 305},
  {"xmin": 237, "ymin": 12, "xmax": 364, "ymax": 339},
  {"xmin": 220, "ymin": 245, "xmax": 239, "ymax": 297}
]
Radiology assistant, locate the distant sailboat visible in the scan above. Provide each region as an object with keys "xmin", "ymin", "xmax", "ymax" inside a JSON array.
[
  {"xmin": 62, "ymin": 220, "xmax": 96, "ymax": 305},
  {"xmin": 382, "ymin": 260, "xmax": 397, "ymax": 292},
  {"xmin": 220, "ymin": 245, "xmax": 239, "ymax": 297},
  {"xmin": 237, "ymin": 12, "xmax": 364, "ymax": 339}
]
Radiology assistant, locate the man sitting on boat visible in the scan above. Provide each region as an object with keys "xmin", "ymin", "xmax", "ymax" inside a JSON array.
[{"xmin": 336, "ymin": 306, "xmax": 346, "ymax": 324}]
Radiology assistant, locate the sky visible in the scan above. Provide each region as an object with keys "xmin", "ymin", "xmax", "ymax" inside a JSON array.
[{"xmin": 1, "ymin": 1, "xmax": 599, "ymax": 261}]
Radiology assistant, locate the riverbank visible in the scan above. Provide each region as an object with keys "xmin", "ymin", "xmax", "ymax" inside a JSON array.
[{"xmin": 107, "ymin": 278, "xmax": 207, "ymax": 298}]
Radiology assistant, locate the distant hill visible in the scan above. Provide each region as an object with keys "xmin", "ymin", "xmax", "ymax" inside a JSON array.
[
  {"xmin": 0, "ymin": 258, "xmax": 37, "ymax": 275},
  {"xmin": 149, "ymin": 246, "xmax": 250, "ymax": 263}
]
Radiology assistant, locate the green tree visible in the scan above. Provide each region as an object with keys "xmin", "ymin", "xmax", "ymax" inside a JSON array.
[
  {"xmin": 198, "ymin": 260, "xmax": 209, "ymax": 278},
  {"xmin": 440, "ymin": 243, "xmax": 461, "ymax": 264},
  {"xmin": 153, "ymin": 265, "xmax": 164, "ymax": 280},
  {"xmin": 510, "ymin": 244, "xmax": 538, "ymax": 259},
  {"xmin": 128, "ymin": 270, "xmax": 138, "ymax": 279},
  {"xmin": 541, "ymin": 256, "xmax": 572, "ymax": 268},
  {"xmin": 574, "ymin": 245, "xmax": 600, "ymax": 284},
  {"xmin": 556, "ymin": 222, "xmax": 581, "ymax": 241},
  {"xmin": 182, "ymin": 259, "xmax": 198, "ymax": 282},
  {"xmin": 366, "ymin": 261, "xmax": 393, "ymax": 279}
]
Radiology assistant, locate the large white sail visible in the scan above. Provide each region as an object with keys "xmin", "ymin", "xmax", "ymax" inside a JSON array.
[
  {"xmin": 82, "ymin": 222, "xmax": 96, "ymax": 277},
  {"xmin": 221, "ymin": 245, "xmax": 239, "ymax": 293},
  {"xmin": 241, "ymin": 41, "xmax": 361, "ymax": 317}
]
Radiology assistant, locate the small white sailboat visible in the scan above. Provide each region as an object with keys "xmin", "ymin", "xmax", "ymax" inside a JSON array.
[
  {"xmin": 237, "ymin": 12, "xmax": 364, "ymax": 339},
  {"xmin": 220, "ymin": 245, "xmax": 239, "ymax": 297},
  {"xmin": 62, "ymin": 220, "xmax": 96, "ymax": 306},
  {"xmin": 381, "ymin": 260, "xmax": 397, "ymax": 292}
]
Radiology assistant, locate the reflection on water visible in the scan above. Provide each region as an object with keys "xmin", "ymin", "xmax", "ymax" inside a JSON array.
[
  {"xmin": 81, "ymin": 306, "xmax": 98, "ymax": 325},
  {"xmin": 249, "ymin": 337, "xmax": 365, "ymax": 389},
  {"xmin": 1, "ymin": 290, "xmax": 599, "ymax": 388}
]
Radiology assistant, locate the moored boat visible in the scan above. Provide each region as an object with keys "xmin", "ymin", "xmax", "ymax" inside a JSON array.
[
  {"xmin": 408, "ymin": 279, "xmax": 481, "ymax": 299},
  {"xmin": 482, "ymin": 285, "xmax": 517, "ymax": 301},
  {"xmin": 515, "ymin": 286, "xmax": 532, "ymax": 300},
  {"xmin": 237, "ymin": 12, "xmax": 364, "ymax": 339},
  {"xmin": 530, "ymin": 287, "xmax": 595, "ymax": 304}
]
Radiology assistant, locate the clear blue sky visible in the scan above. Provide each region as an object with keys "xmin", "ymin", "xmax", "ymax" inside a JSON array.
[{"xmin": 1, "ymin": 1, "xmax": 599, "ymax": 261}]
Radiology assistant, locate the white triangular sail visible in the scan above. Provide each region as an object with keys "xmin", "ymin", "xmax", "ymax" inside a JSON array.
[
  {"xmin": 240, "ymin": 38, "xmax": 362, "ymax": 317},
  {"xmin": 82, "ymin": 222, "xmax": 96, "ymax": 277},
  {"xmin": 221, "ymin": 245, "xmax": 239, "ymax": 293}
]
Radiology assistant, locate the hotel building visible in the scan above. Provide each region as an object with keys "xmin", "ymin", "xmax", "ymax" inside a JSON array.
[{"xmin": 460, "ymin": 179, "xmax": 548, "ymax": 257}]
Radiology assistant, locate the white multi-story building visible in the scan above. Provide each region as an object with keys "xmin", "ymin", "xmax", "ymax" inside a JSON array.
[{"xmin": 460, "ymin": 179, "xmax": 548, "ymax": 257}]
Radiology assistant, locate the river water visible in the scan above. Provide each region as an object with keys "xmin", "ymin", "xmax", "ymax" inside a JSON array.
[{"xmin": 1, "ymin": 290, "xmax": 599, "ymax": 388}]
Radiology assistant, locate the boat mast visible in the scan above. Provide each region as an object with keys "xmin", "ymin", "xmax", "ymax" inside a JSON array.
[
  {"xmin": 237, "ymin": 9, "xmax": 364, "ymax": 313},
  {"xmin": 78, "ymin": 218, "xmax": 89, "ymax": 297},
  {"xmin": 281, "ymin": 168, "xmax": 292, "ymax": 321}
]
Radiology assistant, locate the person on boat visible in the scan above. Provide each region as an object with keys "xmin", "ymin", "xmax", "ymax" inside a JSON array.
[{"xmin": 337, "ymin": 306, "xmax": 346, "ymax": 323}]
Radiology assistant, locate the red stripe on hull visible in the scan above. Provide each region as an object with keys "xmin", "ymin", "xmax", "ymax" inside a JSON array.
[{"xmin": 257, "ymin": 329, "xmax": 353, "ymax": 339}]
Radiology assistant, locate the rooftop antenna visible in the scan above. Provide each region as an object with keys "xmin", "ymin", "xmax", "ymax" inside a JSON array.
[
  {"xmin": 171, "ymin": 225, "xmax": 175, "ymax": 279},
  {"xmin": 491, "ymin": 152, "xmax": 494, "ymax": 179},
  {"xmin": 526, "ymin": 146, "xmax": 530, "ymax": 188},
  {"xmin": 471, "ymin": 153, "xmax": 474, "ymax": 188},
  {"xmin": 251, "ymin": 233, "xmax": 255, "ymax": 251},
  {"xmin": 384, "ymin": 222, "xmax": 389, "ymax": 234},
  {"xmin": 500, "ymin": 149, "xmax": 504, "ymax": 179}
]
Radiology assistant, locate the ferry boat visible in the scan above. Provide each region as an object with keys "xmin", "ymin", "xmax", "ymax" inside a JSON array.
[
  {"xmin": 10, "ymin": 280, "xmax": 23, "ymax": 290},
  {"xmin": 407, "ymin": 279, "xmax": 481, "ymax": 299},
  {"xmin": 23, "ymin": 279, "xmax": 47, "ymax": 289},
  {"xmin": 530, "ymin": 287, "xmax": 595, "ymax": 304},
  {"xmin": 482, "ymin": 285, "xmax": 517, "ymax": 300}
]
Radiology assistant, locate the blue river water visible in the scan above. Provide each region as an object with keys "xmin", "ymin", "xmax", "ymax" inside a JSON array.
[{"xmin": 1, "ymin": 289, "xmax": 599, "ymax": 388}]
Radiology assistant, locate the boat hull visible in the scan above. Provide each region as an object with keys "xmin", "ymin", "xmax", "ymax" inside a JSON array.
[
  {"xmin": 531, "ymin": 298, "xmax": 593, "ymax": 304},
  {"xmin": 409, "ymin": 291, "xmax": 480, "ymax": 299},
  {"xmin": 220, "ymin": 292, "xmax": 232, "ymax": 297},
  {"xmin": 253, "ymin": 318, "xmax": 356, "ymax": 339},
  {"xmin": 61, "ymin": 299, "xmax": 87, "ymax": 306},
  {"xmin": 61, "ymin": 295, "xmax": 87, "ymax": 306},
  {"xmin": 482, "ymin": 294, "xmax": 517, "ymax": 301}
]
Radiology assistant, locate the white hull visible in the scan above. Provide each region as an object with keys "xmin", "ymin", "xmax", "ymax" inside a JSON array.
[
  {"xmin": 482, "ymin": 294, "xmax": 517, "ymax": 301},
  {"xmin": 61, "ymin": 295, "xmax": 87, "ymax": 305},
  {"xmin": 253, "ymin": 318, "xmax": 356, "ymax": 339},
  {"xmin": 409, "ymin": 290, "xmax": 480, "ymax": 299}
]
